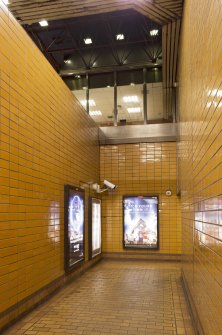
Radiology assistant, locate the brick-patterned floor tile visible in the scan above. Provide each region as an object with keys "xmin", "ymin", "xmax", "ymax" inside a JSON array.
[{"xmin": 3, "ymin": 261, "xmax": 196, "ymax": 335}]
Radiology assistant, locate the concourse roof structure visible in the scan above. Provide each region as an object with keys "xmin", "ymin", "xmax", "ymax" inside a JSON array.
[
  {"xmin": 8, "ymin": 0, "xmax": 183, "ymax": 84},
  {"xmin": 8, "ymin": 0, "xmax": 184, "ymax": 122}
]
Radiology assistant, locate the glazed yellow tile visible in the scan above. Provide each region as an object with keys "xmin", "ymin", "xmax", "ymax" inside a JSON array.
[
  {"xmin": 0, "ymin": 0, "xmax": 100, "ymax": 325},
  {"xmin": 100, "ymin": 143, "xmax": 181, "ymax": 256},
  {"xmin": 178, "ymin": 0, "xmax": 222, "ymax": 333}
]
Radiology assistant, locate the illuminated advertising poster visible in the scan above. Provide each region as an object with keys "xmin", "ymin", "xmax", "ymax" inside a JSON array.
[
  {"xmin": 64, "ymin": 185, "xmax": 84, "ymax": 272},
  {"xmin": 88, "ymin": 198, "xmax": 102, "ymax": 259},
  {"xmin": 123, "ymin": 195, "xmax": 159, "ymax": 249}
]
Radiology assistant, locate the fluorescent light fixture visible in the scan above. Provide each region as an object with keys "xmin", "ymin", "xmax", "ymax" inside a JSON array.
[
  {"xmin": 39, "ymin": 20, "xmax": 48, "ymax": 27},
  {"xmin": 127, "ymin": 107, "xmax": 141, "ymax": 113},
  {"xmin": 150, "ymin": 29, "xmax": 159, "ymax": 36},
  {"xmin": 80, "ymin": 99, "xmax": 96, "ymax": 107},
  {"xmin": 84, "ymin": 38, "xmax": 92, "ymax": 45},
  {"xmin": 116, "ymin": 34, "xmax": 124, "ymax": 40},
  {"xmin": 123, "ymin": 96, "xmax": 138, "ymax": 103},
  {"xmin": 89, "ymin": 111, "xmax": 102, "ymax": 116}
]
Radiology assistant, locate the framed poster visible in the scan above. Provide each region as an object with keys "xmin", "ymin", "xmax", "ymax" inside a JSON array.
[
  {"xmin": 123, "ymin": 195, "xmax": 159, "ymax": 249},
  {"xmin": 64, "ymin": 185, "xmax": 85, "ymax": 272},
  {"xmin": 88, "ymin": 197, "xmax": 102, "ymax": 259}
]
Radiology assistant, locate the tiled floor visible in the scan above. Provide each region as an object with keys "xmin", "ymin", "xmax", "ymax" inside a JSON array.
[{"xmin": 3, "ymin": 260, "xmax": 196, "ymax": 335}]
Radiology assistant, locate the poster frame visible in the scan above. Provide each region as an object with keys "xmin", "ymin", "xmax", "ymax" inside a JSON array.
[
  {"xmin": 122, "ymin": 195, "xmax": 159, "ymax": 250},
  {"xmin": 88, "ymin": 197, "xmax": 102, "ymax": 260},
  {"xmin": 64, "ymin": 184, "xmax": 85, "ymax": 273}
]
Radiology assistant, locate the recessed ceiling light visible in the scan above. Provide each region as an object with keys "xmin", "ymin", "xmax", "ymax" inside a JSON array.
[
  {"xmin": 107, "ymin": 85, "xmax": 111, "ymax": 88},
  {"xmin": 116, "ymin": 34, "xmax": 124, "ymax": 40},
  {"xmin": 89, "ymin": 111, "xmax": 102, "ymax": 116},
  {"xmin": 80, "ymin": 99, "xmax": 96, "ymax": 107},
  {"xmin": 64, "ymin": 59, "xmax": 71, "ymax": 64},
  {"xmin": 39, "ymin": 20, "xmax": 48, "ymax": 27},
  {"xmin": 84, "ymin": 38, "xmax": 92, "ymax": 45},
  {"xmin": 75, "ymin": 75, "xmax": 81, "ymax": 79},
  {"xmin": 127, "ymin": 107, "xmax": 141, "ymax": 113},
  {"xmin": 123, "ymin": 96, "xmax": 138, "ymax": 103},
  {"xmin": 150, "ymin": 29, "xmax": 159, "ymax": 36}
]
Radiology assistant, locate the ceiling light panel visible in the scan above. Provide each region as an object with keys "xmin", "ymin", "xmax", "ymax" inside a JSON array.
[
  {"xmin": 127, "ymin": 107, "xmax": 141, "ymax": 113},
  {"xmin": 84, "ymin": 38, "xmax": 92, "ymax": 44},
  {"xmin": 39, "ymin": 20, "xmax": 48, "ymax": 27},
  {"xmin": 150, "ymin": 29, "xmax": 159, "ymax": 36},
  {"xmin": 123, "ymin": 96, "xmax": 138, "ymax": 103},
  {"xmin": 116, "ymin": 34, "xmax": 124, "ymax": 40}
]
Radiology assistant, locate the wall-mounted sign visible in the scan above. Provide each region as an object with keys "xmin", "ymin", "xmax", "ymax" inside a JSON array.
[
  {"xmin": 64, "ymin": 185, "xmax": 85, "ymax": 272},
  {"xmin": 123, "ymin": 195, "xmax": 159, "ymax": 249}
]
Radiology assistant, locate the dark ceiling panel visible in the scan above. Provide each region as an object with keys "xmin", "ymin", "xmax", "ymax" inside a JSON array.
[{"xmin": 24, "ymin": 10, "xmax": 162, "ymax": 74}]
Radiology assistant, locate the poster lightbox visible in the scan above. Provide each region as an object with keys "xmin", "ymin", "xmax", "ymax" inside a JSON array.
[
  {"xmin": 64, "ymin": 185, "xmax": 85, "ymax": 272},
  {"xmin": 123, "ymin": 195, "xmax": 159, "ymax": 249}
]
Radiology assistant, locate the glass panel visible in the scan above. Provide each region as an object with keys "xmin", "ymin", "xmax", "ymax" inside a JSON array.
[
  {"xmin": 66, "ymin": 75, "xmax": 87, "ymax": 91},
  {"xmin": 146, "ymin": 67, "xmax": 162, "ymax": 83},
  {"xmin": 70, "ymin": 75, "xmax": 88, "ymax": 113},
  {"xmin": 71, "ymin": 71, "xmax": 164, "ymax": 125},
  {"xmin": 147, "ymin": 82, "xmax": 164, "ymax": 121},
  {"xmin": 72, "ymin": 88, "xmax": 87, "ymax": 111},
  {"xmin": 89, "ymin": 72, "xmax": 113, "ymax": 89},
  {"xmin": 88, "ymin": 73, "xmax": 114, "ymax": 125},
  {"xmin": 89, "ymin": 86, "xmax": 114, "ymax": 125},
  {"xmin": 117, "ymin": 84, "xmax": 144, "ymax": 124},
  {"xmin": 118, "ymin": 69, "xmax": 143, "ymax": 86}
]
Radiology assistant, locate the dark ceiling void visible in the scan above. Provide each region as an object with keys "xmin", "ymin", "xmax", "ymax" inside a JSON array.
[{"xmin": 23, "ymin": 10, "xmax": 162, "ymax": 75}]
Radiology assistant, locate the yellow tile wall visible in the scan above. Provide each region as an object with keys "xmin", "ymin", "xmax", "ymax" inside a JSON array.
[
  {"xmin": 0, "ymin": 0, "xmax": 99, "ymax": 320},
  {"xmin": 100, "ymin": 143, "xmax": 181, "ymax": 257},
  {"xmin": 178, "ymin": 0, "xmax": 222, "ymax": 334}
]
